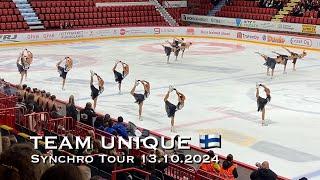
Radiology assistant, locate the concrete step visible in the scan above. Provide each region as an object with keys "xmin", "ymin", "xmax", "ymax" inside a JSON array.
[
  {"xmin": 279, "ymin": 10, "xmax": 289, "ymax": 15},
  {"xmin": 19, "ymin": 9, "xmax": 34, "ymax": 13},
  {"xmin": 24, "ymin": 16, "xmax": 39, "ymax": 21},
  {"xmin": 283, "ymin": 6, "xmax": 294, "ymax": 11},
  {"xmin": 291, "ymin": 0, "xmax": 301, "ymax": 2},
  {"xmin": 286, "ymin": 2, "xmax": 297, "ymax": 7},
  {"xmin": 27, "ymin": 21, "xmax": 42, "ymax": 25},
  {"xmin": 29, "ymin": 25, "xmax": 45, "ymax": 30},
  {"xmin": 271, "ymin": 19, "xmax": 282, "ymax": 22},
  {"xmin": 275, "ymin": 14, "xmax": 284, "ymax": 18},
  {"xmin": 16, "ymin": 4, "xmax": 31, "ymax": 8},
  {"xmin": 21, "ymin": 12, "xmax": 36, "ymax": 17}
]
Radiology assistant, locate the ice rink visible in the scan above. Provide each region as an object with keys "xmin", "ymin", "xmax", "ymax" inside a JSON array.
[{"xmin": 1, "ymin": 37, "xmax": 320, "ymax": 179}]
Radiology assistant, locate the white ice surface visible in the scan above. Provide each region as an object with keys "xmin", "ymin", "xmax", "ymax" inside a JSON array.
[{"xmin": 1, "ymin": 37, "xmax": 320, "ymax": 179}]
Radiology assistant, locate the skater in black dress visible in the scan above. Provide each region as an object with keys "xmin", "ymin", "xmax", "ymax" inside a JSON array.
[
  {"xmin": 164, "ymin": 86, "xmax": 185, "ymax": 132},
  {"xmin": 130, "ymin": 80, "xmax": 150, "ymax": 120},
  {"xmin": 256, "ymin": 52, "xmax": 282, "ymax": 78},
  {"xmin": 256, "ymin": 84, "xmax": 271, "ymax": 126},
  {"xmin": 90, "ymin": 70, "xmax": 104, "ymax": 110},
  {"xmin": 272, "ymin": 51, "xmax": 289, "ymax": 74},
  {"xmin": 56, "ymin": 57, "xmax": 73, "ymax": 90},
  {"xmin": 112, "ymin": 61, "xmax": 129, "ymax": 93}
]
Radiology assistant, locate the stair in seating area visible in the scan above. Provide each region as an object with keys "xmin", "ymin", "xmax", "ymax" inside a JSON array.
[
  {"xmin": 151, "ymin": 0, "xmax": 178, "ymax": 26},
  {"xmin": 271, "ymin": 0, "xmax": 301, "ymax": 22},
  {"xmin": 12, "ymin": 0, "xmax": 45, "ymax": 30},
  {"xmin": 209, "ymin": 0, "xmax": 227, "ymax": 16}
]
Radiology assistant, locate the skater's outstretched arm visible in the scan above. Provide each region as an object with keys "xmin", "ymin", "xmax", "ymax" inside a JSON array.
[
  {"xmin": 175, "ymin": 90, "xmax": 185, "ymax": 102},
  {"xmin": 271, "ymin": 51, "xmax": 282, "ymax": 56},
  {"xmin": 256, "ymin": 85, "xmax": 260, "ymax": 99},
  {"xmin": 130, "ymin": 81, "xmax": 138, "ymax": 96},
  {"xmin": 164, "ymin": 90, "xmax": 170, "ymax": 102},
  {"xmin": 112, "ymin": 61, "xmax": 119, "ymax": 71},
  {"xmin": 255, "ymin": 52, "xmax": 267, "ymax": 60},
  {"xmin": 282, "ymin": 47, "xmax": 293, "ymax": 54},
  {"xmin": 56, "ymin": 59, "xmax": 64, "ymax": 68},
  {"xmin": 260, "ymin": 84, "xmax": 270, "ymax": 96}
]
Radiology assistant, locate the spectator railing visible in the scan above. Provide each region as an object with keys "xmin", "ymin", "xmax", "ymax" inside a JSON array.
[
  {"xmin": 0, "ymin": 107, "xmax": 23, "ymax": 128},
  {"xmin": 111, "ymin": 167, "xmax": 151, "ymax": 180},
  {"xmin": 0, "ymin": 96, "xmax": 17, "ymax": 108},
  {"xmin": 47, "ymin": 117, "xmax": 74, "ymax": 135},
  {"xmin": 21, "ymin": 112, "xmax": 50, "ymax": 134}
]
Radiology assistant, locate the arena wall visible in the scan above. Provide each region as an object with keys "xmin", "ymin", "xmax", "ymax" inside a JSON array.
[{"xmin": 0, "ymin": 26, "xmax": 319, "ymax": 51}]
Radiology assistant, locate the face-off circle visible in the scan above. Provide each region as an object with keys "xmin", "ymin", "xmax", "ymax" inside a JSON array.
[
  {"xmin": 139, "ymin": 42, "xmax": 246, "ymax": 55},
  {"xmin": 0, "ymin": 54, "xmax": 98, "ymax": 72}
]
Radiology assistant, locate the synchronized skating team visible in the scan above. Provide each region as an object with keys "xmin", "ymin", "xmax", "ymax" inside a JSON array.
[{"xmin": 14, "ymin": 39, "xmax": 307, "ymax": 130}]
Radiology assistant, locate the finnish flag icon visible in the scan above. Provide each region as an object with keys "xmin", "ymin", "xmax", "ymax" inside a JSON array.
[{"xmin": 199, "ymin": 134, "xmax": 222, "ymax": 149}]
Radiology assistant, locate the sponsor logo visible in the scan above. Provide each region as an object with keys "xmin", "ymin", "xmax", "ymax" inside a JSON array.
[
  {"xmin": 0, "ymin": 34, "xmax": 18, "ymax": 42},
  {"xmin": 187, "ymin": 28, "xmax": 195, "ymax": 35},
  {"xmin": 290, "ymin": 38, "xmax": 312, "ymax": 47},
  {"xmin": 200, "ymin": 29, "xmax": 230, "ymax": 36},
  {"xmin": 235, "ymin": 18, "xmax": 241, "ymax": 27},
  {"xmin": 265, "ymin": 35, "xmax": 285, "ymax": 44},
  {"xmin": 184, "ymin": 15, "xmax": 209, "ymax": 23},
  {"xmin": 59, "ymin": 31, "xmax": 84, "ymax": 39},
  {"xmin": 262, "ymin": 35, "xmax": 267, "ymax": 41},
  {"xmin": 236, "ymin": 32, "xmax": 259, "ymax": 40},
  {"xmin": 94, "ymin": 29, "xmax": 113, "ymax": 37},
  {"xmin": 302, "ymin": 24, "xmax": 316, "ymax": 34},
  {"xmin": 154, "ymin": 28, "xmax": 160, "ymax": 34},
  {"xmin": 27, "ymin": 33, "xmax": 55, "ymax": 41},
  {"xmin": 154, "ymin": 28, "xmax": 175, "ymax": 34},
  {"xmin": 120, "ymin": 29, "xmax": 126, "ymax": 35},
  {"xmin": 240, "ymin": 20, "xmax": 258, "ymax": 28},
  {"xmin": 277, "ymin": 23, "xmax": 296, "ymax": 31},
  {"xmin": 237, "ymin": 32, "xmax": 242, "ymax": 39},
  {"xmin": 209, "ymin": 18, "xmax": 221, "ymax": 24}
]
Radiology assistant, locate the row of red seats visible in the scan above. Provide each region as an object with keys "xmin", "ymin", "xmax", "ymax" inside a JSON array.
[
  {"xmin": 44, "ymin": 20, "xmax": 166, "ymax": 29},
  {"xmin": 230, "ymin": 1, "xmax": 259, "ymax": 7},
  {"xmin": 221, "ymin": 6, "xmax": 277, "ymax": 15},
  {"xmin": 0, "ymin": 15, "xmax": 24, "ymax": 23},
  {"xmin": 98, "ymin": 5, "xmax": 155, "ymax": 12},
  {"xmin": 34, "ymin": 6, "xmax": 155, "ymax": 14},
  {"xmin": 44, "ymin": 16, "xmax": 164, "ymax": 26},
  {"xmin": 303, "ymin": 10, "xmax": 318, "ymax": 18},
  {"xmin": 0, "ymin": 22, "xmax": 28, "ymax": 30},
  {"xmin": 167, "ymin": 8, "xmax": 188, "ymax": 24},
  {"xmin": 94, "ymin": 0, "xmax": 148, "ymax": 2},
  {"xmin": 0, "ymin": 9, "xmax": 20, "ymax": 15},
  {"xmin": 0, "ymin": 2, "xmax": 15, "ymax": 9},
  {"xmin": 39, "ymin": 12, "xmax": 162, "ymax": 21},
  {"xmin": 216, "ymin": 11, "xmax": 273, "ymax": 21},
  {"xmin": 30, "ymin": 1, "xmax": 95, "ymax": 8},
  {"xmin": 283, "ymin": 16, "xmax": 320, "ymax": 25}
]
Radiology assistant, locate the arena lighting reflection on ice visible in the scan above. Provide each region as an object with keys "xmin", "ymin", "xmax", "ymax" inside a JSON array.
[{"xmin": 30, "ymin": 136, "xmax": 192, "ymax": 150}]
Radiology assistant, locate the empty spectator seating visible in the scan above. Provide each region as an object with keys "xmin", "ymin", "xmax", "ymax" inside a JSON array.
[
  {"xmin": 166, "ymin": 7, "xmax": 189, "ymax": 25},
  {"xmin": 0, "ymin": 1, "xmax": 29, "ymax": 32},
  {"xmin": 31, "ymin": 1, "xmax": 168, "ymax": 29},
  {"xmin": 188, "ymin": 0, "xmax": 213, "ymax": 15}
]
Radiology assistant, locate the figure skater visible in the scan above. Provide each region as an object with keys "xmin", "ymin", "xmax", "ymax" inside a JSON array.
[
  {"xmin": 56, "ymin": 57, "xmax": 73, "ymax": 90},
  {"xmin": 90, "ymin": 70, "xmax": 104, "ymax": 110},
  {"xmin": 17, "ymin": 49, "xmax": 33, "ymax": 85},
  {"xmin": 283, "ymin": 47, "xmax": 307, "ymax": 71},
  {"xmin": 272, "ymin": 51, "xmax": 289, "ymax": 74},
  {"xmin": 180, "ymin": 40, "xmax": 192, "ymax": 58},
  {"xmin": 130, "ymin": 80, "xmax": 150, "ymax": 120},
  {"xmin": 162, "ymin": 44, "xmax": 173, "ymax": 64},
  {"xmin": 256, "ymin": 52, "xmax": 281, "ymax": 78},
  {"xmin": 169, "ymin": 38, "xmax": 183, "ymax": 61},
  {"xmin": 112, "ymin": 61, "xmax": 129, "ymax": 93},
  {"xmin": 164, "ymin": 86, "xmax": 185, "ymax": 132},
  {"xmin": 256, "ymin": 84, "xmax": 271, "ymax": 126}
]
